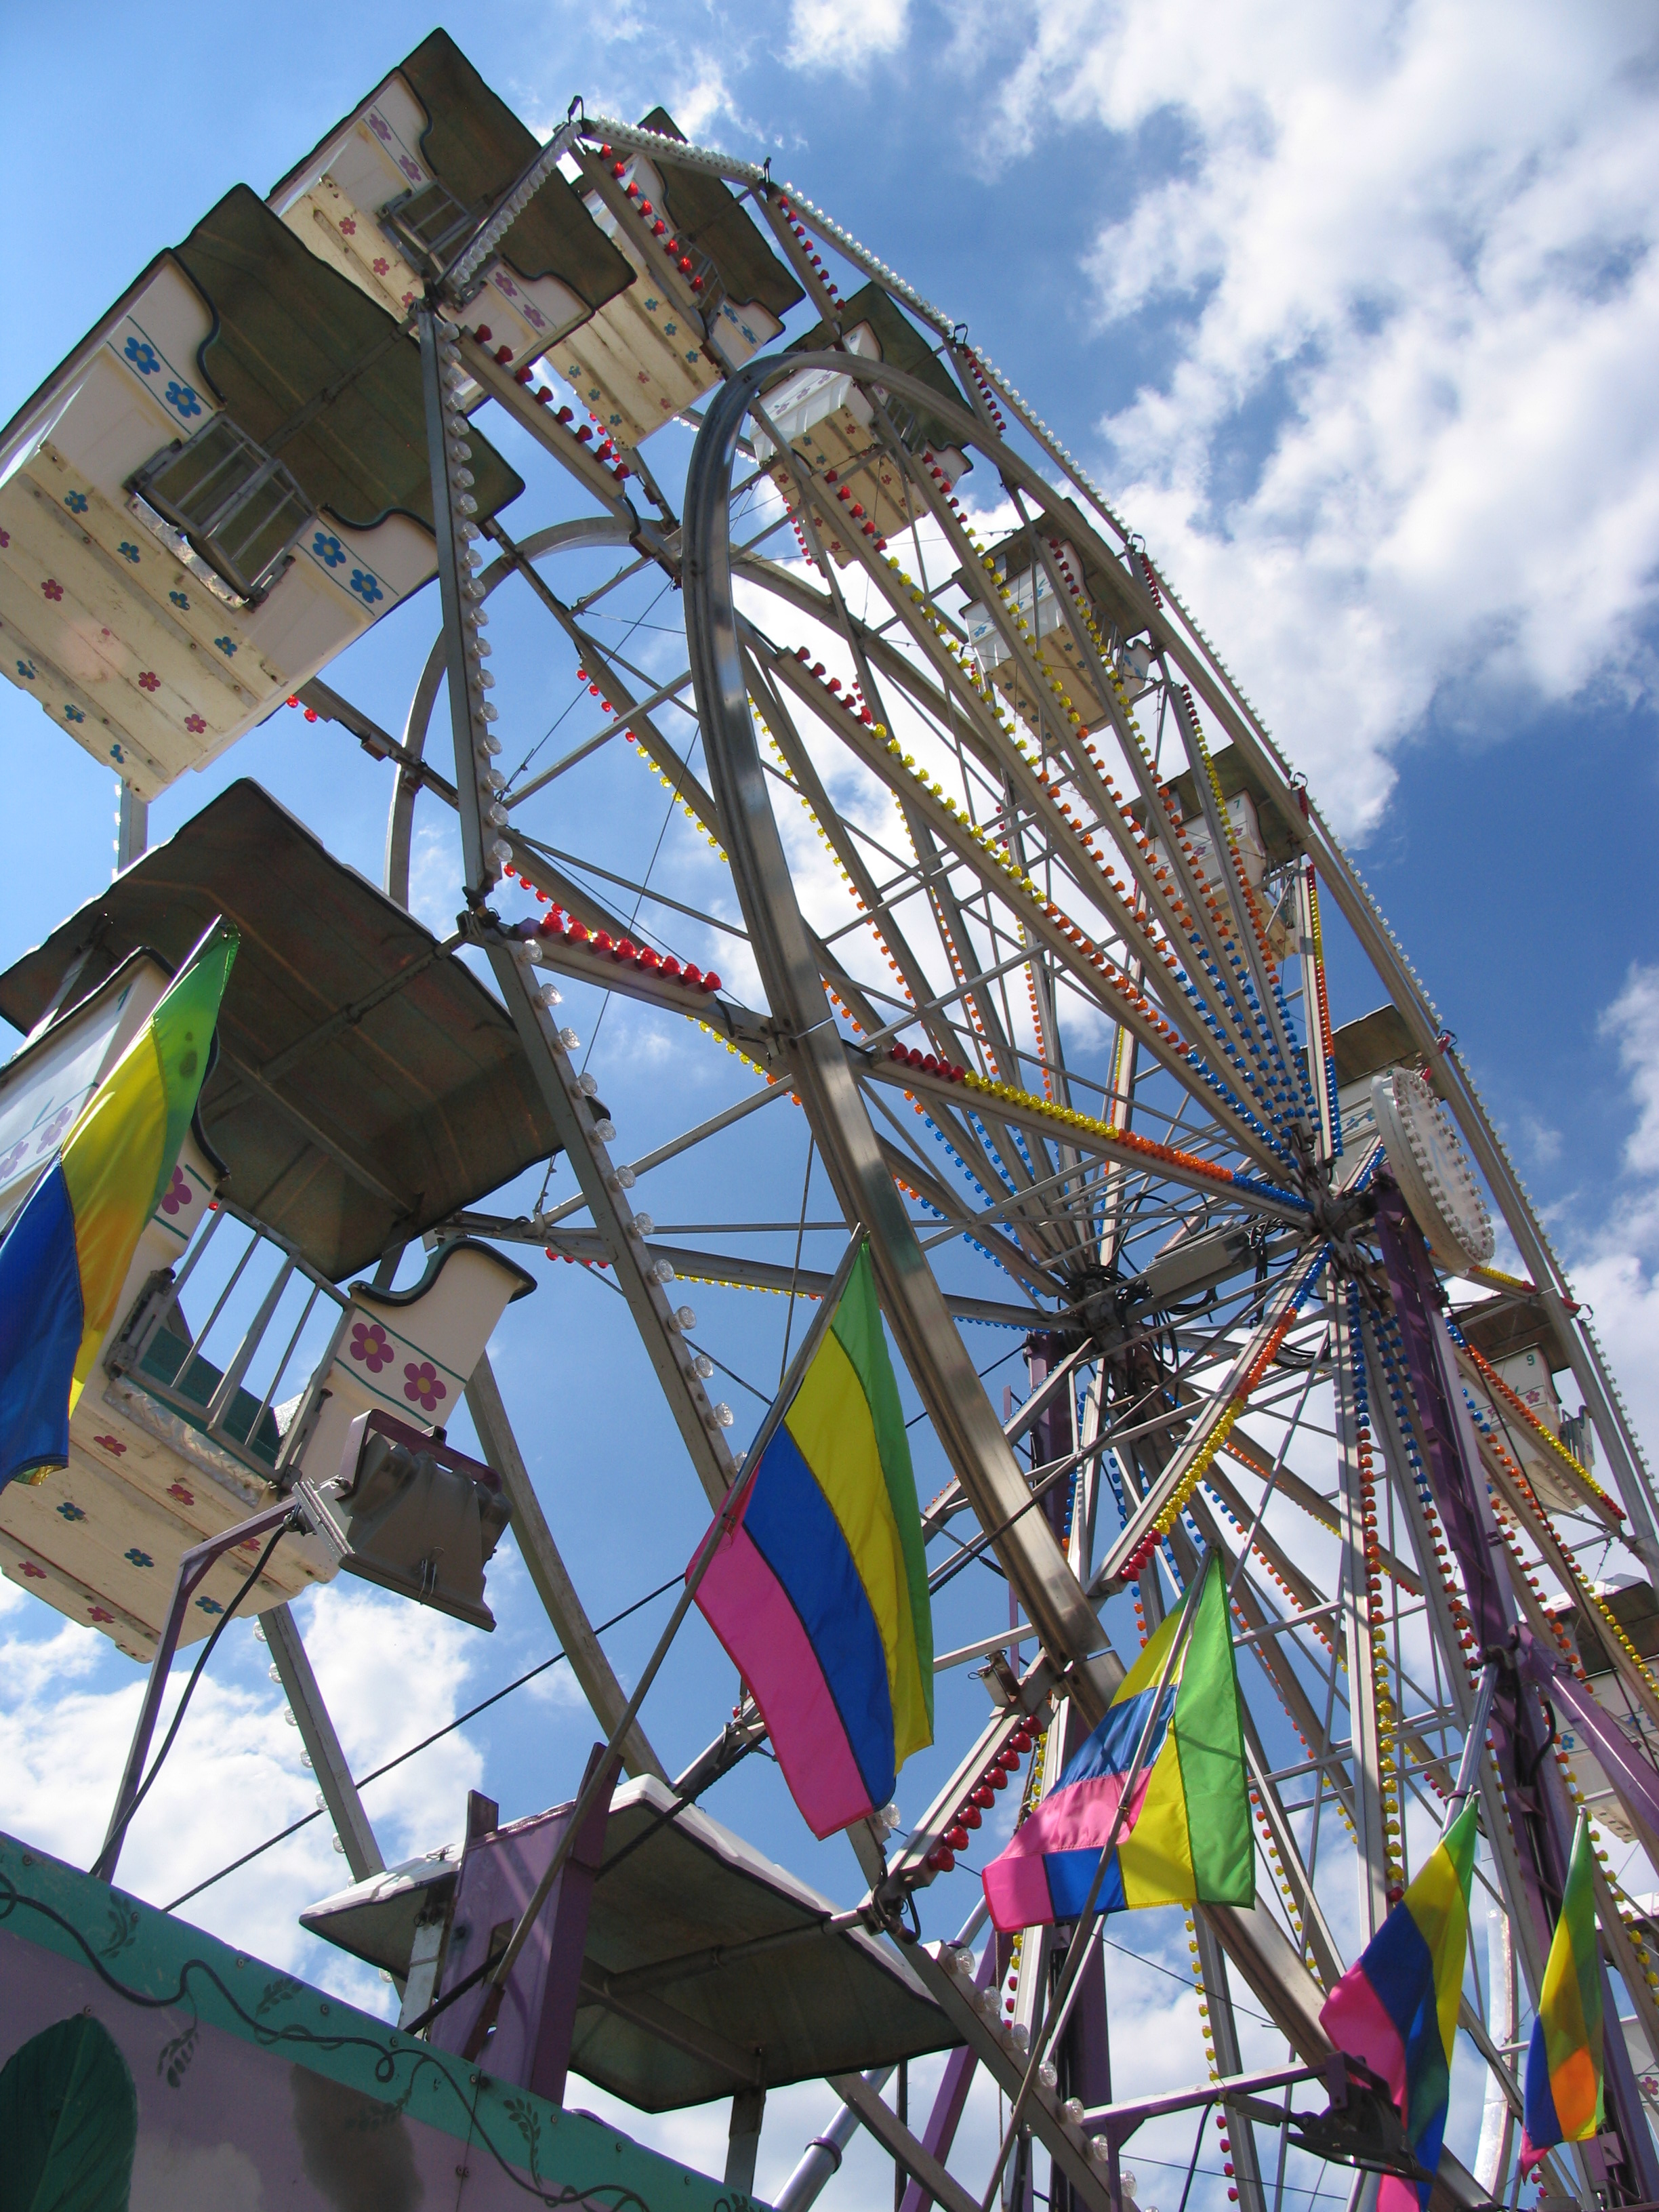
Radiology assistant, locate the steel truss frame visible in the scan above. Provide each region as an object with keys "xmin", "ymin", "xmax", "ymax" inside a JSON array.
[{"xmin": 148, "ymin": 110, "xmax": 1659, "ymax": 2212}]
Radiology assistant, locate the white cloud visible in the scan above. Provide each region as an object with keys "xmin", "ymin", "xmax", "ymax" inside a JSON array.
[
  {"xmin": 970, "ymin": 0, "xmax": 1659, "ymax": 832},
  {"xmin": 1569, "ymin": 964, "xmax": 1659, "ymax": 1464},
  {"xmin": 787, "ymin": 0, "xmax": 910, "ymax": 72}
]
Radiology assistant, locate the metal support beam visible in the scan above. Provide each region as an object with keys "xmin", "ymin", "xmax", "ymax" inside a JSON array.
[
  {"xmin": 465, "ymin": 1351, "xmax": 663, "ymax": 1780},
  {"xmin": 774, "ymin": 2067, "xmax": 897, "ymax": 2212},
  {"xmin": 1332, "ymin": 1293, "xmax": 1388, "ymax": 1942},
  {"xmin": 262, "ymin": 1601, "xmax": 383, "ymax": 1882},
  {"xmin": 832, "ymin": 2070, "xmax": 982, "ymax": 2212},
  {"xmin": 115, "ymin": 781, "xmax": 146, "ymax": 874},
  {"xmin": 726, "ymin": 2086, "xmax": 766, "ymax": 2196},
  {"xmin": 1192, "ymin": 1921, "xmax": 1267, "ymax": 2212}
]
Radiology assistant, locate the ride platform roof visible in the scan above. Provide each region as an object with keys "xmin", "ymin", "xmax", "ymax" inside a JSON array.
[
  {"xmin": 271, "ymin": 30, "xmax": 635, "ymax": 314},
  {"xmin": 0, "ymin": 779, "xmax": 558, "ymax": 1282},
  {"xmin": 302, "ymin": 1774, "xmax": 955, "ymax": 2111}
]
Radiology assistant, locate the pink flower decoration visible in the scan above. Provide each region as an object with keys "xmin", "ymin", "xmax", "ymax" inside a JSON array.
[
  {"xmin": 95, "ymin": 1434, "xmax": 128, "ymax": 1457},
  {"xmin": 42, "ymin": 578, "xmax": 63, "ymax": 602},
  {"xmin": 0, "ymin": 1141, "xmax": 28, "ymax": 1178},
  {"xmin": 372, "ymin": 258, "xmax": 390, "ymax": 276},
  {"xmin": 21, "ymin": 1562, "xmax": 45, "ymax": 1580},
  {"xmin": 340, "ymin": 217, "xmax": 357, "ymax": 235},
  {"xmin": 89, "ymin": 1603, "xmax": 113, "ymax": 1620},
  {"xmin": 184, "ymin": 713, "xmax": 206, "ymax": 735},
  {"xmin": 0, "ymin": 529, "xmax": 9, "ymax": 548},
  {"xmin": 369, "ymin": 112, "xmax": 392, "ymax": 142},
  {"xmin": 403, "ymin": 1359, "xmax": 447, "ymax": 1412},
  {"xmin": 138, "ymin": 671, "xmax": 160, "ymax": 692},
  {"xmin": 167, "ymin": 1481, "xmax": 194, "ymax": 1505},
  {"xmin": 161, "ymin": 1166, "xmax": 191, "ymax": 1216},
  {"xmin": 349, "ymin": 1320, "xmax": 392, "ymax": 1373},
  {"xmin": 400, "ymin": 156, "xmax": 422, "ymax": 182}
]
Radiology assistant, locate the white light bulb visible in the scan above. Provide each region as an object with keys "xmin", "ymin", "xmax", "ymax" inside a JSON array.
[
  {"xmin": 652, "ymin": 1258, "xmax": 675, "ymax": 1284},
  {"xmin": 634, "ymin": 1213, "xmax": 655, "ymax": 1235},
  {"xmin": 713, "ymin": 1401, "xmax": 734, "ymax": 1427},
  {"xmin": 577, "ymin": 1071, "xmax": 599, "ymax": 1096},
  {"xmin": 693, "ymin": 1353, "xmax": 714, "ymax": 1379},
  {"xmin": 613, "ymin": 1165, "xmax": 636, "ymax": 1190},
  {"xmin": 593, "ymin": 1118, "xmax": 617, "ymax": 1141},
  {"xmin": 558, "ymin": 1027, "xmax": 579, "ymax": 1050},
  {"xmin": 537, "ymin": 983, "xmax": 562, "ymax": 1008},
  {"xmin": 675, "ymin": 1304, "xmax": 696, "ymax": 1330}
]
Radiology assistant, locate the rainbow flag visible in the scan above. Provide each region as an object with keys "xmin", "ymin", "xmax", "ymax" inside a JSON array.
[
  {"xmin": 983, "ymin": 1554, "xmax": 1252, "ymax": 1931},
  {"xmin": 1521, "ymin": 1813, "xmax": 1604, "ymax": 2173},
  {"xmin": 0, "ymin": 921, "xmax": 237, "ymax": 1493},
  {"xmin": 691, "ymin": 1242, "xmax": 932, "ymax": 1838},
  {"xmin": 1319, "ymin": 1799, "xmax": 1479, "ymax": 2210}
]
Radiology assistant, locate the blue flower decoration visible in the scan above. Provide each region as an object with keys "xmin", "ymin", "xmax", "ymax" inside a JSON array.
[
  {"xmin": 124, "ymin": 337, "xmax": 159, "ymax": 375},
  {"xmin": 165, "ymin": 381, "xmax": 202, "ymax": 418},
  {"xmin": 169, "ymin": 590, "xmax": 189, "ymax": 609},
  {"xmin": 124, "ymin": 1547, "xmax": 154, "ymax": 1569},
  {"xmin": 64, "ymin": 704, "xmax": 85, "ymax": 724},
  {"xmin": 16, "ymin": 659, "xmax": 35, "ymax": 681},
  {"xmin": 348, "ymin": 568, "xmax": 384, "ymax": 606},
  {"xmin": 663, "ymin": 322, "xmax": 678, "ymax": 338},
  {"xmin": 194, "ymin": 1594, "xmax": 223, "ymax": 1615},
  {"xmin": 56, "ymin": 1502, "xmax": 86, "ymax": 1521},
  {"xmin": 117, "ymin": 541, "xmax": 140, "ymax": 564},
  {"xmin": 63, "ymin": 490, "xmax": 88, "ymax": 514},
  {"xmin": 312, "ymin": 531, "xmax": 346, "ymax": 568},
  {"xmin": 644, "ymin": 296, "xmax": 659, "ymax": 312},
  {"xmin": 213, "ymin": 635, "xmax": 237, "ymax": 657},
  {"xmin": 109, "ymin": 743, "xmax": 126, "ymax": 764}
]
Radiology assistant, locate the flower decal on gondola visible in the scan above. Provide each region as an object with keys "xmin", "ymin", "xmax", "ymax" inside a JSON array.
[
  {"xmin": 34, "ymin": 1104, "xmax": 76, "ymax": 1154},
  {"xmin": 56, "ymin": 1501, "xmax": 85, "ymax": 1522},
  {"xmin": 64, "ymin": 490, "xmax": 88, "ymax": 514},
  {"xmin": 403, "ymin": 1360, "xmax": 447, "ymax": 1412},
  {"xmin": 349, "ymin": 1320, "xmax": 392, "ymax": 1373},
  {"xmin": 161, "ymin": 1166, "xmax": 192, "ymax": 1216},
  {"xmin": 312, "ymin": 531, "xmax": 346, "ymax": 569},
  {"xmin": 0, "ymin": 1141, "xmax": 28, "ymax": 1178},
  {"xmin": 125, "ymin": 1547, "xmax": 154, "ymax": 1569},
  {"xmin": 124, "ymin": 337, "xmax": 159, "ymax": 375},
  {"xmin": 349, "ymin": 569, "xmax": 384, "ymax": 606},
  {"xmin": 165, "ymin": 381, "xmax": 203, "ymax": 418}
]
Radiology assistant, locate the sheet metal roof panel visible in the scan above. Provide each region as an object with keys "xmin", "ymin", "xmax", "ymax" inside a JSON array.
[
  {"xmin": 269, "ymin": 31, "xmax": 634, "ymax": 314},
  {"xmin": 0, "ymin": 781, "xmax": 556, "ymax": 1280},
  {"xmin": 300, "ymin": 1774, "xmax": 954, "ymax": 2111},
  {"xmin": 175, "ymin": 185, "xmax": 523, "ymax": 535},
  {"xmin": 635, "ymin": 107, "xmax": 804, "ymax": 320}
]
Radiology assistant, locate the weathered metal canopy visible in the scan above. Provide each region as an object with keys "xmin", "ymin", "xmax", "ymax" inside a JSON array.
[
  {"xmin": 0, "ymin": 779, "xmax": 558, "ymax": 1279},
  {"xmin": 302, "ymin": 1775, "xmax": 956, "ymax": 2111}
]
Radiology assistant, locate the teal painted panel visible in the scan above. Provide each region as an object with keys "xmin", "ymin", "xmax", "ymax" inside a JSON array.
[{"xmin": 0, "ymin": 1830, "xmax": 764, "ymax": 2212}]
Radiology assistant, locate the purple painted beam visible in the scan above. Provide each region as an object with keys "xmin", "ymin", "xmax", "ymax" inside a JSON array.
[
  {"xmin": 1375, "ymin": 1181, "xmax": 1659, "ymax": 2205},
  {"xmin": 898, "ymin": 1937, "xmax": 999, "ymax": 2212},
  {"xmin": 429, "ymin": 1742, "xmax": 615, "ymax": 2106}
]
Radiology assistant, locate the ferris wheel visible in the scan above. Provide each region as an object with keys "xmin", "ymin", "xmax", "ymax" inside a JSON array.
[{"xmin": 3, "ymin": 36, "xmax": 1658, "ymax": 2212}]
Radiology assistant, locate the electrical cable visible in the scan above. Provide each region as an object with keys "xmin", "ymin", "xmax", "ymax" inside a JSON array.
[
  {"xmin": 163, "ymin": 1570, "xmax": 682, "ymax": 1912},
  {"xmin": 94, "ymin": 1516, "xmax": 293, "ymax": 1879}
]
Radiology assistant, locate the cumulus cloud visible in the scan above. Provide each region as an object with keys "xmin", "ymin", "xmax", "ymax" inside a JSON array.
[
  {"xmin": 787, "ymin": 0, "xmax": 910, "ymax": 72},
  {"xmin": 970, "ymin": 0, "xmax": 1659, "ymax": 831},
  {"xmin": 1569, "ymin": 964, "xmax": 1659, "ymax": 1460}
]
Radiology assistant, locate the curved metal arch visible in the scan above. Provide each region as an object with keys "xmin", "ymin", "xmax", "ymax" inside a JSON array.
[{"xmin": 384, "ymin": 515, "xmax": 638, "ymax": 907}]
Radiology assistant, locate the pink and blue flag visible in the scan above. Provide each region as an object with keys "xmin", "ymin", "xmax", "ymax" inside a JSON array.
[
  {"xmin": 983, "ymin": 1555, "xmax": 1252, "ymax": 1931},
  {"xmin": 691, "ymin": 1242, "xmax": 932, "ymax": 1839},
  {"xmin": 1319, "ymin": 1799, "xmax": 1479, "ymax": 2211}
]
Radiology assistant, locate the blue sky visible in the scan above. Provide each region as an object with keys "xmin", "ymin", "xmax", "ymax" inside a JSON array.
[{"xmin": 2, "ymin": 1, "xmax": 1658, "ymax": 2200}]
